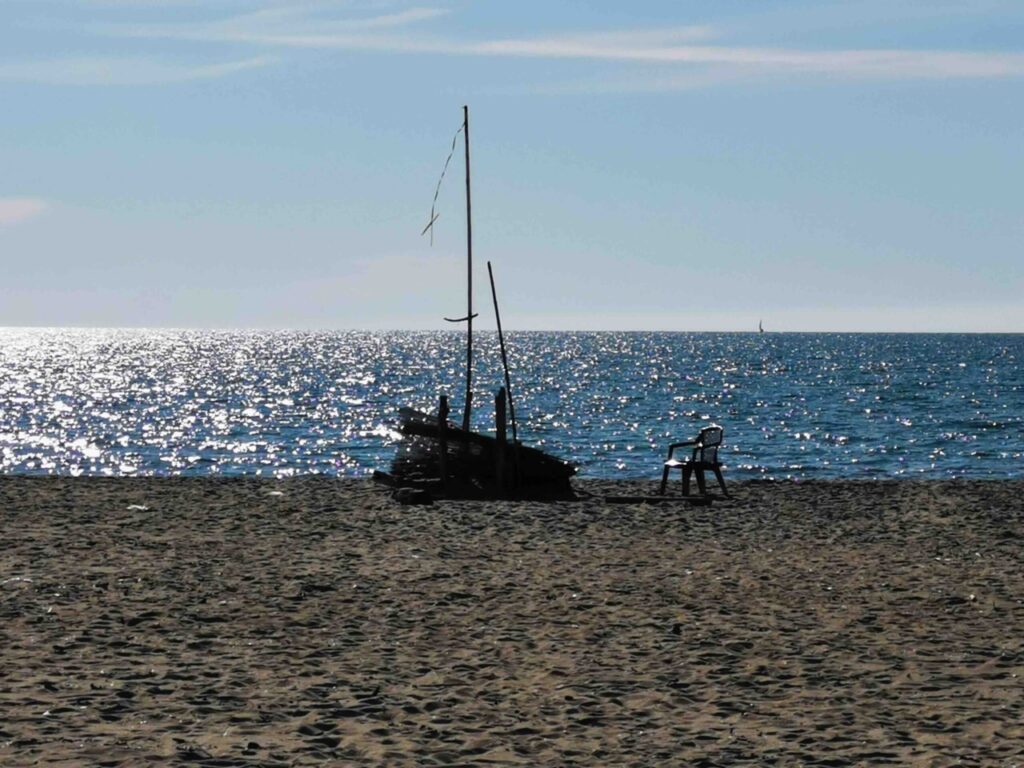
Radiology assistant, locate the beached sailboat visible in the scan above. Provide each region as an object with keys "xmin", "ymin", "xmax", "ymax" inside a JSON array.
[{"xmin": 377, "ymin": 107, "xmax": 575, "ymax": 499}]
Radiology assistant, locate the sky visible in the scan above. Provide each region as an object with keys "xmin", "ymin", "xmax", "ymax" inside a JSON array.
[{"xmin": 1, "ymin": 0, "xmax": 1022, "ymax": 332}]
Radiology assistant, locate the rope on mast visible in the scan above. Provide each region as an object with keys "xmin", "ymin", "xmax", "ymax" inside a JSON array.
[{"xmin": 421, "ymin": 122, "xmax": 464, "ymax": 246}]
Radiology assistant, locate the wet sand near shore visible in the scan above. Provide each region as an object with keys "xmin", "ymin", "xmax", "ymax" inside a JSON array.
[{"xmin": 2, "ymin": 477, "xmax": 1022, "ymax": 766}]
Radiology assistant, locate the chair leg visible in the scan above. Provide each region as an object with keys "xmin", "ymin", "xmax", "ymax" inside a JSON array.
[
  {"xmin": 695, "ymin": 468, "xmax": 707, "ymax": 496},
  {"xmin": 713, "ymin": 466, "xmax": 728, "ymax": 497},
  {"xmin": 660, "ymin": 466, "xmax": 670, "ymax": 495},
  {"xmin": 682, "ymin": 466, "xmax": 692, "ymax": 496}
]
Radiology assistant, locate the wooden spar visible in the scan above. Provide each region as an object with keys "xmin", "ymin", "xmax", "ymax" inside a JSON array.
[
  {"xmin": 494, "ymin": 388, "xmax": 506, "ymax": 491},
  {"xmin": 437, "ymin": 395, "xmax": 449, "ymax": 488},
  {"xmin": 487, "ymin": 261, "xmax": 518, "ymax": 444},
  {"xmin": 462, "ymin": 105, "xmax": 474, "ymax": 432}
]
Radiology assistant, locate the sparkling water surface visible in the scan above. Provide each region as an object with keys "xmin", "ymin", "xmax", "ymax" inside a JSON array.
[{"xmin": 0, "ymin": 329, "xmax": 1021, "ymax": 479}]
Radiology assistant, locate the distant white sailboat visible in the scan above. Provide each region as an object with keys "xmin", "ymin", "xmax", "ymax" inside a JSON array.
[{"xmin": 759, "ymin": 319, "xmax": 764, "ymax": 334}]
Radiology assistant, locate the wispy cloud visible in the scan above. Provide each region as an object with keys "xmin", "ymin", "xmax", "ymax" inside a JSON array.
[
  {"xmin": 0, "ymin": 56, "xmax": 276, "ymax": 86},
  {"xmin": 71, "ymin": 0, "xmax": 267, "ymax": 6},
  {"xmin": 0, "ymin": 198, "xmax": 48, "ymax": 227},
  {"xmin": 472, "ymin": 35, "xmax": 1024, "ymax": 80},
  {"xmin": 102, "ymin": 5, "xmax": 451, "ymax": 45},
  {"xmin": 95, "ymin": 5, "xmax": 1024, "ymax": 84}
]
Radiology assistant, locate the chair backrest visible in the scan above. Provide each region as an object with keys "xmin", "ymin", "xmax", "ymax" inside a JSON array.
[{"xmin": 696, "ymin": 425, "xmax": 723, "ymax": 464}]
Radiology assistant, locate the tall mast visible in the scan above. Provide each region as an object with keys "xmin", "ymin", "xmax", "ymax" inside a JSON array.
[{"xmin": 462, "ymin": 105, "xmax": 473, "ymax": 432}]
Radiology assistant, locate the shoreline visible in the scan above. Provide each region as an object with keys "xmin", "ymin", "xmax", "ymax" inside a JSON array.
[{"xmin": 3, "ymin": 477, "xmax": 1022, "ymax": 765}]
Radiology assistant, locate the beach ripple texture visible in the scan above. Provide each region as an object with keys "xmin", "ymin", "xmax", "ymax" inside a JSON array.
[{"xmin": 0, "ymin": 328, "xmax": 1020, "ymax": 479}]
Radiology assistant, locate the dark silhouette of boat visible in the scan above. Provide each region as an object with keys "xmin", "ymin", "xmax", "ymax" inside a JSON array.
[
  {"xmin": 391, "ymin": 407, "xmax": 575, "ymax": 498},
  {"xmin": 376, "ymin": 107, "xmax": 575, "ymax": 499}
]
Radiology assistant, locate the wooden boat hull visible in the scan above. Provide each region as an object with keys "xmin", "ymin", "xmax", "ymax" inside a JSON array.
[{"xmin": 388, "ymin": 407, "xmax": 576, "ymax": 498}]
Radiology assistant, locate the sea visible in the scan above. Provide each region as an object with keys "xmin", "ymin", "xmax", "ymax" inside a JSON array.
[{"xmin": 0, "ymin": 328, "xmax": 1020, "ymax": 480}]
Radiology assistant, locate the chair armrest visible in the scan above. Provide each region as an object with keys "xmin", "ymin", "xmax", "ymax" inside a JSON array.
[{"xmin": 666, "ymin": 440, "xmax": 697, "ymax": 459}]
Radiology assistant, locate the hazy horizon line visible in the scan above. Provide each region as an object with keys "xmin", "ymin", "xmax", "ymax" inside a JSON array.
[{"xmin": 1, "ymin": 326, "xmax": 1020, "ymax": 335}]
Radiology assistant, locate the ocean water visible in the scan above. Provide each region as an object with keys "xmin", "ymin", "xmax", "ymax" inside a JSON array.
[{"xmin": 0, "ymin": 328, "xmax": 1020, "ymax": 480}]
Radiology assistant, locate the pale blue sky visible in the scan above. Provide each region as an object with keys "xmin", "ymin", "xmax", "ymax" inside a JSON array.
[{"xmin": 2, "ymin": 0, "xmax": 1022, "ymax": 331}]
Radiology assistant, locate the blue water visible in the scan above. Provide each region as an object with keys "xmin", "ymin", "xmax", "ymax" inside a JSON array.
[{"xmin": 0, "ymin": 329, "xmax": 1020, "ymax": 479}]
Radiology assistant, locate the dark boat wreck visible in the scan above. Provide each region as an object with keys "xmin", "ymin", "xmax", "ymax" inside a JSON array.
[
  {"xmin": 386, "ymin": 405, "xmax": 576, "ymax": 499},
  {"xmin": 374, "ymin": 107, "xmax": 576, "ymax": 500}
]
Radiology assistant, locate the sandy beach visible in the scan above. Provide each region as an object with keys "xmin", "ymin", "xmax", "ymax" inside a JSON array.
[{"xmin": 1, "ymin": 476, "xmax": 1022, "ymax": 766}]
